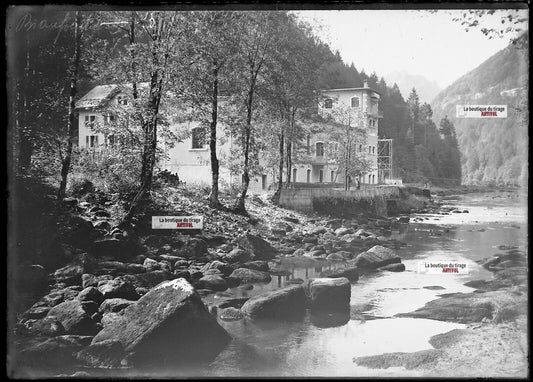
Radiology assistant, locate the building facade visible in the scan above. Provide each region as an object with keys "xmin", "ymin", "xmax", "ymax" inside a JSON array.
[{"xmin": 75, "ymin": 81, "xmax": 382, "ymax": 193}]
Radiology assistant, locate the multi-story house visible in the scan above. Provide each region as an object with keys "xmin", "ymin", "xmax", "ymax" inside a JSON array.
[
  {"xmin": 293, "ymin": 81, "xmax": 381, "ymax": 185},
  {"xmin": 75, "ymin": 81, "xmax": 382, "ymax": 193},
  {"xmin": 75, "ymin": 84, "xmax": 268, "ymax": 193}
]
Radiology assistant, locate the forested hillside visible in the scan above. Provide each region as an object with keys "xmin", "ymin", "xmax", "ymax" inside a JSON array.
[{"xmin": 431, "ymin": 34, "xmax": 528, "ymax": 186}]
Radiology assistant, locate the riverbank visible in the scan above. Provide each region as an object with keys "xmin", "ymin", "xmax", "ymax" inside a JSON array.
[{"xmin": 8, "ymin": 180, "xmax": 528, "ymax": 377}]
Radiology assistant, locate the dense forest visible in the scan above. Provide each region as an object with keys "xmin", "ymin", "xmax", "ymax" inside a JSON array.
[
  {"xmin": 8, "ymin": 8, "xmax": 462, "ymax": 220},
  {"xmin": 431, "ymin": 33, "xmax": 528, "ymax": 186}
]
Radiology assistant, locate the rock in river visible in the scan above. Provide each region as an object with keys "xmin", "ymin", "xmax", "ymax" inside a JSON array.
[
  {"xmin": 352, "ymin": 245, "xmax": 401, "ymax": 269},
  {"xmin": 378, "ymin": 263, "xmax": 406, "ymax": 272},
  {"xmin": 236, "ymin": 233, "xmax": 278, "ymax": 261},
  {"xmin": 396, "ymin": 290, "xmax": 526, "ymax": 323},
  {"xmin": 229, "ymin": 268, "xmax": 272, "ymax": 284},
  {"xmin": 241, "ymin": 285, "xmax": 306, "ymax": 319},
  {"xmin": 90, "ymin": 278, "xmax": 231, "ymax": 367},
  {"xmin": 305, "ymin": 277, "xmax": 351, "ymax": 309}
]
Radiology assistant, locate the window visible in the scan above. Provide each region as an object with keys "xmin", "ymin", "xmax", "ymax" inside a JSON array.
[
  {"xmin": 316, "ymin": 142, "xmax": 324, "ymax": 157},
  {"xmin": 359, "ymin": 144, "xmax": 362, "ymax": 152},
  {"xmin": 319, "ymin": 170, "xmax": 323, "ymax": 183},
  {"xmin": 85, "ymin": 115, "xmax": 96, "ymax": 129},
  {"xmin": 331, "ymin": 171, "xmax": 335, "ymax": 182},
  {"xmin": 372, "ymin": 174, "xmax": 375, "ymax": 184},
  {"xmin": 86, "ymin": 135, "xmax": 99, "ymax": 148},
  {"xmin": 324, "ymin": 98, "xmax": 333, "ymax": 109},
  {"xmin": 368, "ymin": 146, "xmax": 371, "ymax": 154},
  {"xmin": 372, "ymin": 146, "xmax": 375, "ymax": 154},
  {"xmin": 191, "ymin": 127, "xmax": 206, "ymax": 149},
  {"xmin": 107, "ymin": 135, "xmax": 115, "ymax": 147},
  {"xmin": 351, "ymin": 96, "xmax": 360, "ymax": 108},
  {"xmin": 104, "ymin": 115, "xmax": 115, "ymax": 125},
  {"xmin": 293, "ymin": 168, "xmax": 297, "ymax": 182},
  {"xmin": 306, "ymin": 169, "xmax": 311, "ymax": 183}
]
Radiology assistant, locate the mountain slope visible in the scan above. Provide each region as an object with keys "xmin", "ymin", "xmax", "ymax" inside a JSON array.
[
  {"xmin": 385, "ymin": 71, "xmax": 442, "ymax": 103},
  {"xmin": 431, "ymin": 34, "xmax": 529, "ymax": 186}
]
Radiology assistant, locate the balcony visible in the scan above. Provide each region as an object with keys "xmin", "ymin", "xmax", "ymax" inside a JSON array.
[{"xmin": 310, "ymin": 156, "xmax": 328, "ymax": 166}]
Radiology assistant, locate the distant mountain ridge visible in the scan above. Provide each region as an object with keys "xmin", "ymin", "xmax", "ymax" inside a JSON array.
[
  {"xmin": 385, "ymin": 71, "xmax": 442, "ymax": 103},
  {"xmin": 430, "ymin": 34, "xmax": 528, "ymax": 186}
]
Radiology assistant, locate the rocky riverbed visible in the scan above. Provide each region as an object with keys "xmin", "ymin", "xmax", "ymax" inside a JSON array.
[{"xmin": 8, "ymin": 185, "xmax": 528, "ymax": 378}]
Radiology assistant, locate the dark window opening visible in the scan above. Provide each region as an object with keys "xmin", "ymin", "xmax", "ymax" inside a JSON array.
[
  {"xmin": 324, "ymin": 98, "xmax": 333, "ymax": 109},
  {"xmin": 192, "ymin": 127, "xmax": 206, "ymax": 149},
  {"xmin": 316, "ymin": 142, "xmax": 324, "ymax": 157}
]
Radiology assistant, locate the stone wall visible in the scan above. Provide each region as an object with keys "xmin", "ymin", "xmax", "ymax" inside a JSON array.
[{"xmin": 279, "ymin": 186, "xmax": 402, "ymax": 215}]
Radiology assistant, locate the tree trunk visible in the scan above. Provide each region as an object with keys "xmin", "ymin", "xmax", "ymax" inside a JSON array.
[
  {"xmin": 124, "ymin": 74, "xmax": 162, "ymax": 223},
  {"xmin": 271, "ymin": 128, "xmax": 284, "ymax": 204},
  {"xmin": 58, "ymin": 11, "xmax": 81, "ymax": 200},
  {"xmin": 208, "ymin": 60, "xmax": 222, "ymax": 209},
  {"xmin": 235, "ymin": 73, "xmax": 256, "ymax": 214}
]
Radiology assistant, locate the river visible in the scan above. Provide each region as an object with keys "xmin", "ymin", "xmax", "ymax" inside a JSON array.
[
  {"xmin": 196, "ymin": 190, "xmax": 527, "ymax": 378},
  {"xmin": 86, "ymin": 190, "xmax": 527, "ymax": 378}
]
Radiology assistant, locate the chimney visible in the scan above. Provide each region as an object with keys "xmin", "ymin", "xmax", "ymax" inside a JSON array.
[{"xmin": 363, "ymin": 80, "xmax": 369, "ymax": 88}]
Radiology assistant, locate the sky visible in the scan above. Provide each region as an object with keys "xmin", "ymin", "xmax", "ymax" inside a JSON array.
[{"xmin": 295, "ymin": 9, "xmax": 528, "ymax": 90}]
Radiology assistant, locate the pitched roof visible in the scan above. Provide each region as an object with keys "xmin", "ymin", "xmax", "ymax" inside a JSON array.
[
  {"xmin": 75, "ymin": 83, "xmax": 153, "ymax": 110},
  {"xmin": 75, "ymin": 84, "xmax": 120, "ymax": 110}
]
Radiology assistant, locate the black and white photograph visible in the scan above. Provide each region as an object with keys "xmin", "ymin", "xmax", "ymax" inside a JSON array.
[{"xmin": 6, "ymin": 2, "xmax": 529, "ymax": 378}]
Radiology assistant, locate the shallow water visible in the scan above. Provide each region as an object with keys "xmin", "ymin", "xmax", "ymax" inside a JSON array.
[
  {"xmin": 201, "ymin": 191, "xmax": 528, "ymax": 377},
  {"xmin": 67, "ymin": 191, "xmax": 526, "ymax": 378}
]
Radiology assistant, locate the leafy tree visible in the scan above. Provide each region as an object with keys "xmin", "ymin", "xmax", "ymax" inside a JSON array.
[
  {"xmin": 180, "ymin": 11, "xmax": 241, "ymax": 208},
  {"xmin": 228, "ymin": 11, "xmax": 281, "ymax": 214}
]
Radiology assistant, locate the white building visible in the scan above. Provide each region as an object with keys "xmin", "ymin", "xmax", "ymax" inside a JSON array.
[{"xmin": 75, "ymin": 81, "xmax": 383, "ymax": 193}]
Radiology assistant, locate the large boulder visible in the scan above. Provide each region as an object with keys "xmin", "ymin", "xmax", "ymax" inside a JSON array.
[
  {"xmin": 200, "ymin": 261, "xmax": 233, "ymax": 277},
  {"xmin": 236, "ymin": 233, "xmax": 278, "ymax": 261},
  {"xmin": 241, "ymin": 285, "xmax": 306, "ymax": 319},
  {"xmin": 196, "ymin": 274, "xmax": 228, "ymax": 292},
  {"xmin": 223, "ymin": 248, "xmax": 252, "ymax": 263},
  {"xmin": 242, "ymin": 261, "xmax": 270, "ymax": 272},
  {"xmin": 118, "ymin": 270, "xmax": 171, "ymax": 290},
  {"xmin": 229, "ymin": 268, "xmax": 272, "ymax": 284},
  {"xmin": 305, "ymin": 277, "xmax": 351, "ymax": 309},
  {"xmin": 352, "ymin": 245, "xmax": 401, "ymax": 269},
  {"xmin": 97, "ymin": 278, "xmax": 139, "ymax": 301},
  {"xmin": 91, "ymin": 279, "xmax": 231, "ymax": 367},
  {"xmin": 46, "ymin": 299, "xmax": 98, "ymax": 335},
  {"xmin": 77, "ymin": 286, "xmax": 103, "ymax": 305}
]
